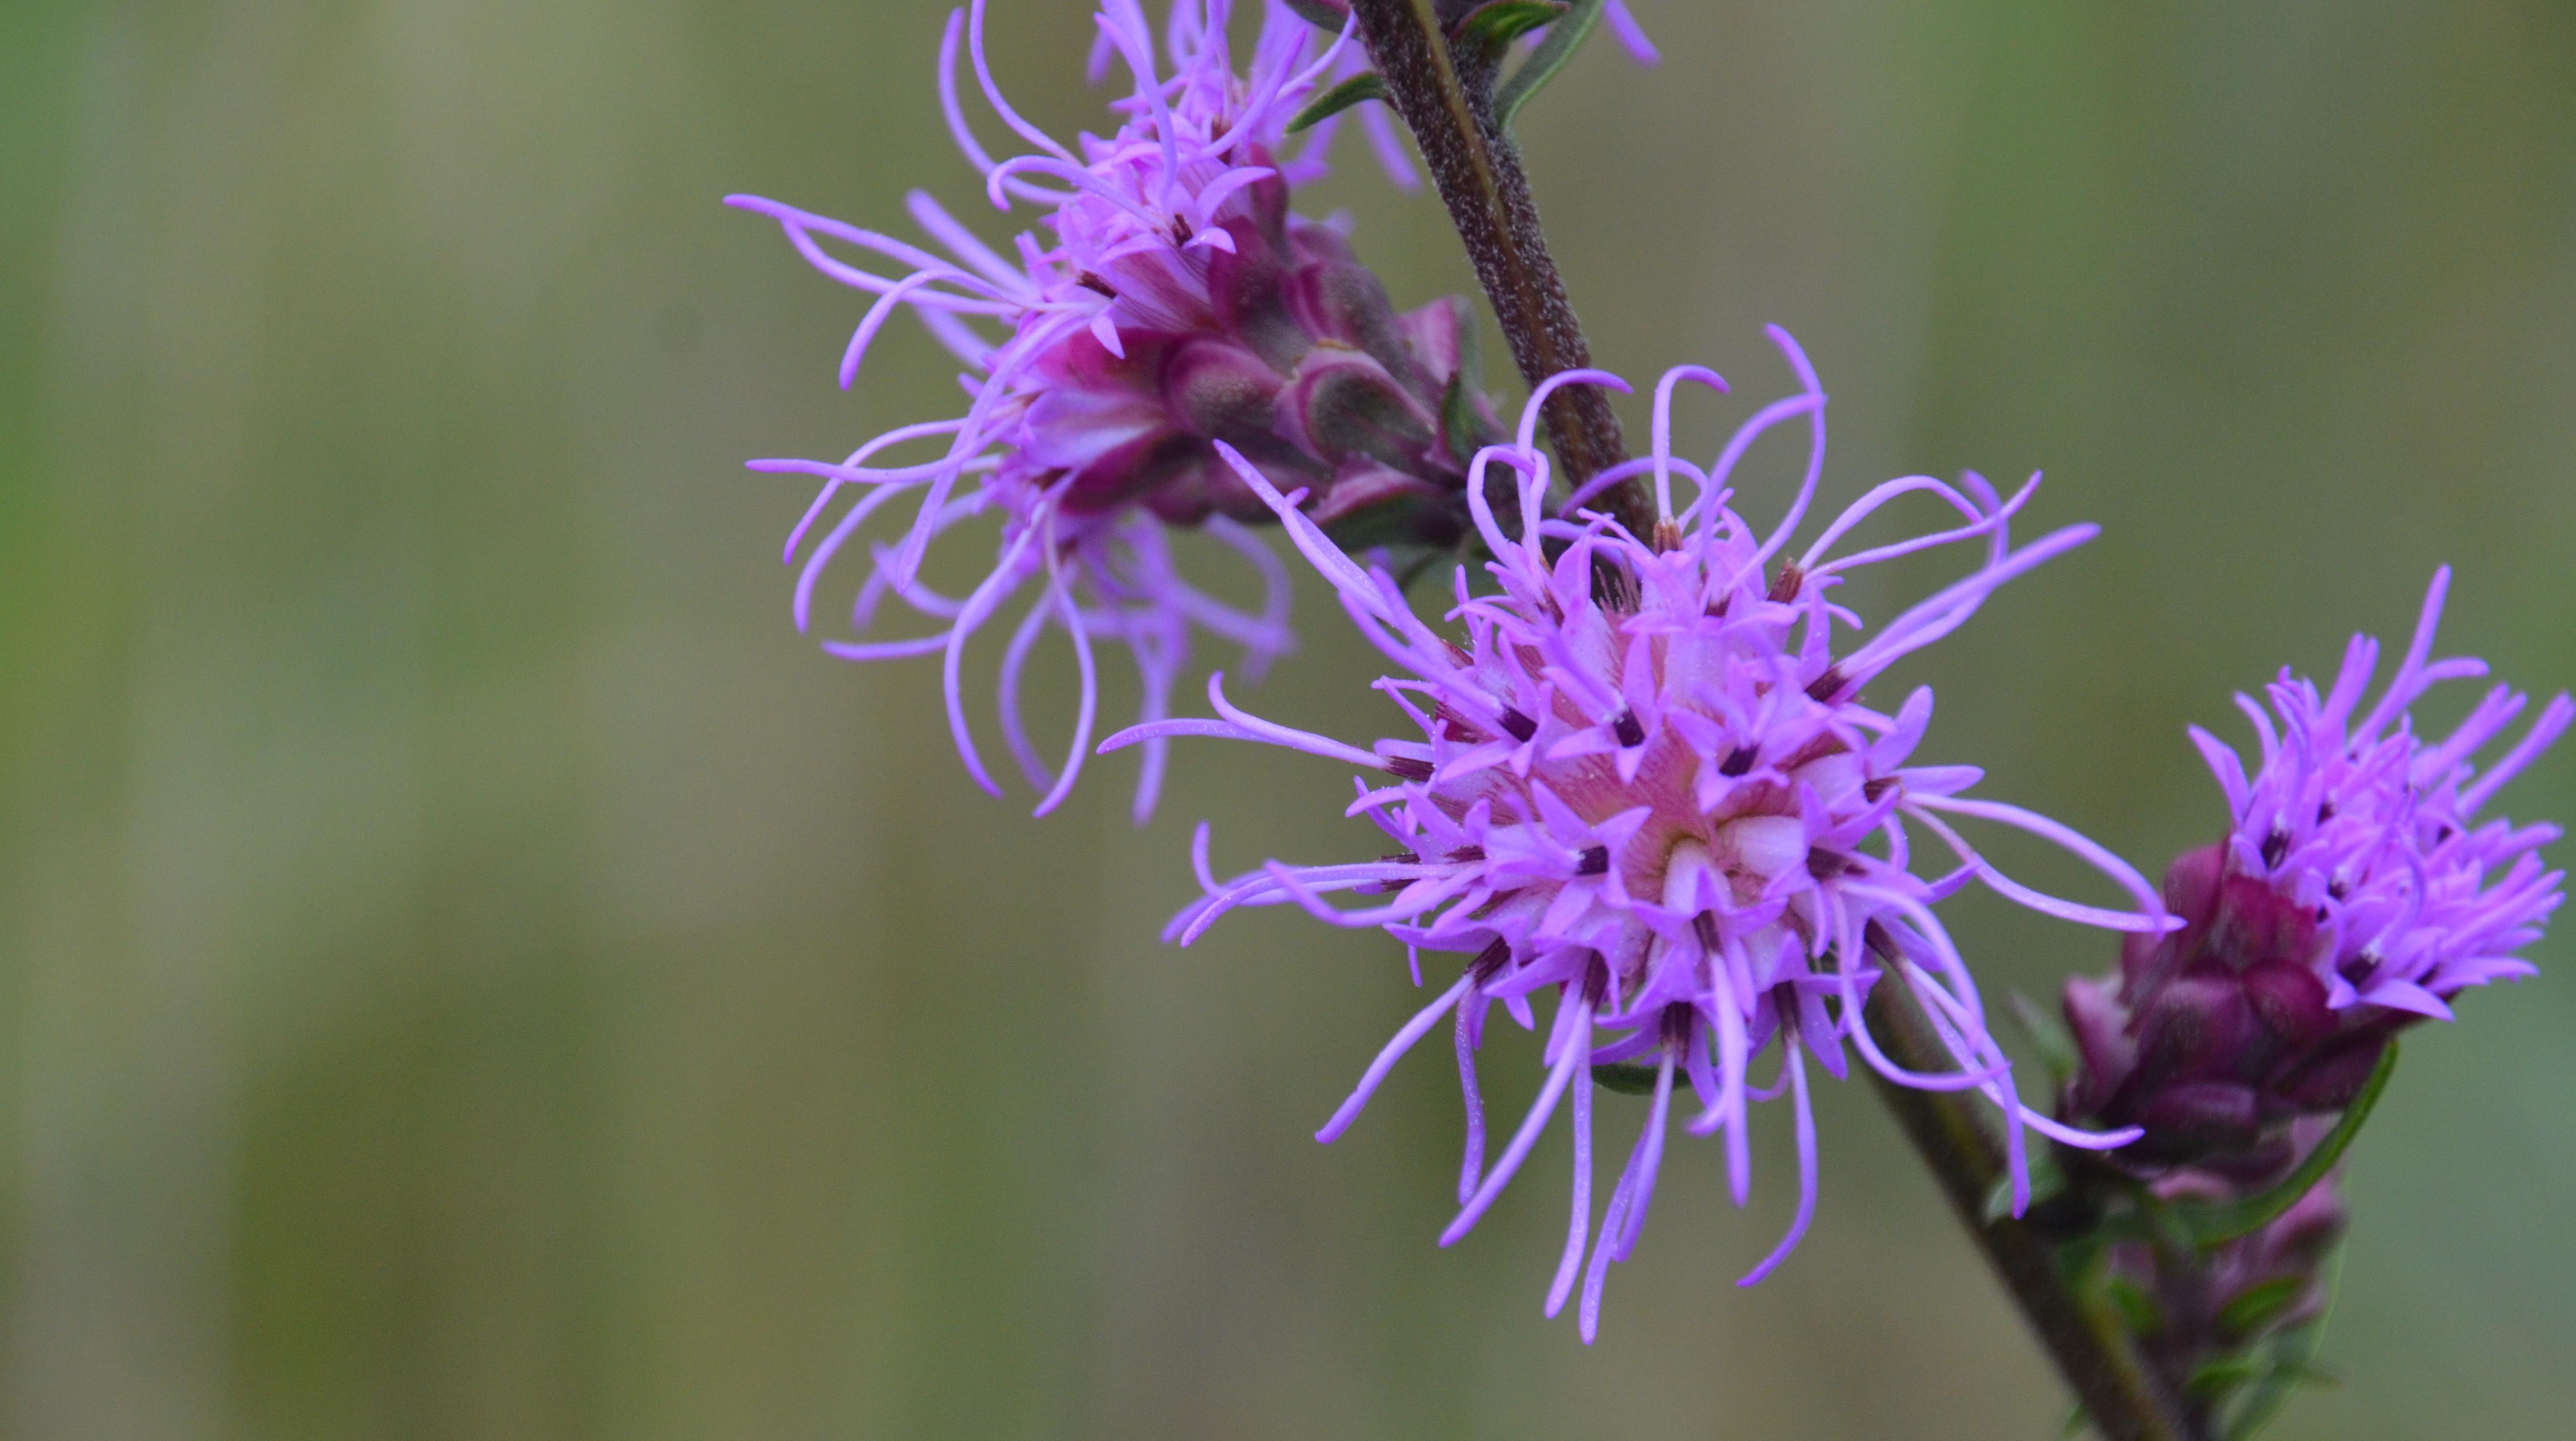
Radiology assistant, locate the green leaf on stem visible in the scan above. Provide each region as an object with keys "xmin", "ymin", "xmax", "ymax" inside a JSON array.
[
  {"xmin": 1283, "ymin": 0, "xmax": 1350, "ymax": 31},
  {"xmin": 1439, "ymin": 372, "xmax": 1501, "ymax": 467},
  {"xmin": 2224, "ymin": 1252, "xmax": 2347, "ymax": 1439},
  {"xmin": 2102, "ymin": 1275, "xmax": 2163, "ymax": 1337},
  {"xmin": 2185, "ymin": 1355, "xmax": 2271, "ymax": 1400},
  {"xmin": 2191, "ymin": 1351, "xmax": 2339, "ymax": 1408},
  {"xmin": 1979, "ymin": 1143, "xmax": 2067, "ymax": 1223},
  {"xmin": 1452, "ymin": 0, "xmax": 1570, "ymax": 65},
  {"xmin": 1590, "ymin": 1062, "xmax": 1660, "ymax": 1095},
  {"xmin": 2223, "ymin": 1354, "xmax": 2338, "ymax": 1439},
  {"xmin": 2214, "ymin": 1276, "xmax": 2309, "ymax": 1341},
  {"xmin": 2007, "ymin": 989, "xmax": 2081, "ymax": 1086},
  {"xmin": 1288, "ymin": 72, "xmax": 1389, "ymax": 133},
  {"xmin": 2172, "ymin": 1041, "xmax": 2398, "ymax": 1250},
  {"xmin": 1493, "ymin": 0, "xmax": 1604, "ymax": 132}
]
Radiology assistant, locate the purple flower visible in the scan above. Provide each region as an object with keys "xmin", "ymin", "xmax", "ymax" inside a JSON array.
[
  {"xmin": 2067, "ymin": 573, "xmax": 2569, "ymax": 1167},
  {"xmin": 1105, "ymin": 330, "xmax": 2167, "ymax": 1336},
  {"xmin": 730, "ymin": 1, "xmax": 1485, "ymax": 821},
  {"xmin": 1601, "ymin": 1, "xmax": 1658, "ymax": 63}
]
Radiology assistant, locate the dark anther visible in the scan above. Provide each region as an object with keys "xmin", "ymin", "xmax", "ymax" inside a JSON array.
[
  {"xmin": 1499, "ymin": 707, "xmax": 1537, "ymax": 743},
  {"xmin": 1863, "ymin": 920, "xmax": 1900, "ymax": 962},
  {"xmin": 2327, "ymin": 879, "xmax": 2349, "ymax": 901},
  {"xmin": 1718, "ymin": 745, "xmax": 1756, "ymax": 777},
  {"xmin": 2434, "ymin": 823, "xmax": 2454, "ymax": 843},
  {"xmin": 1862, "ymin": 776, "xmax": 1897, "ymax": 802},
  {"xmin": 1659, "ymin": 1003, "xmax": 1694, "ymax": 1045},
  {"xmin": 1804, "ymin": 666, "xmax": 1846, "ymax": 704},
  {"xmin": 1577, "ymin": 846, "xmax": 1610, "ymax": 876},
  {"xmin": 1767, "ymin": 562, "xmax": 1804, "ymax": 603},
  {"xmin": 1381, "ymin": 851, "xmax": 1421, "ymax": 867},
  {"xmin": 1704, "ymin": 594, "xmax": 1732, "ymax": 619},
  {"xmin": 1806, "ymin": 848, "xmax": 1853, "ymax": 881},
  {"xmin": 1447, "ymin": 845, "xmax": 1486, "ymax": 864},
  {"xmin": 1613, "ymin": 710, "xmax": 1646, "ymax": 748},
  {"xmin": 1433, "ymin": 703, "xmax": 1478, "ymax": 741},
  {"xmin": 1076, "ymin": 272, "xmax": 1117, "ymax": 299},
  {"xmin": 2260, "ymin": 828, "xmax": 2291, "ymax": 868},
  {"xmin": 1692, "ymin": 913, "xmax": 1721, "ymax": 953},
  {"xmin": 1468, "ymin": 936, "xmax": 1512, "ymax": 981},
  {"xmin": 1386, "ymin": 756, "xmax": 1434, "ymax": 783},
  {"xmin": 2317, "ymin": 799, "xmax": 2337, "ymax": 823}
]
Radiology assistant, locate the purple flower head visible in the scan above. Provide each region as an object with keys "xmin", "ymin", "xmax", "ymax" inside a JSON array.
[
  {"xmin": 1104, "ymin": 330, "xmax": 2170, "ymax": 1336},
  {"xmin": 2068, "ymin": 574, "xmax": 2569, "ymax": 1167},
  {"xmin": 730, "ymin": 0, "xmax": 1490, "ymax": 822}
]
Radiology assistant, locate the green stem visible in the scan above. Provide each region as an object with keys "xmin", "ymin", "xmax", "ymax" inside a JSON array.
[
  {"xmin": 1344, "ymin": 0, "xmax": 1649, "ymax": 537},
  {"xmin": 1862, "ymin": 982, "xmax": 2205, "ymax": 1441}
]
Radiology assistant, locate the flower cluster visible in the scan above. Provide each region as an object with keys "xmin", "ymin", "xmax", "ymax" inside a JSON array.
[
  {"xmin": 727, "ymin": 0, "xmax": 2567, "ymax": 1391},
  {"xmin": 2065, "ymin": 572, "xmax": 2570, "ymax": 1170},
  {"xmin": 1106, "ymin": 331, "xmax": 2172, "ymax": 1336},
  {"xmin": 732, "ymin": 0, "xmax": 1496, "ymax": 820}
]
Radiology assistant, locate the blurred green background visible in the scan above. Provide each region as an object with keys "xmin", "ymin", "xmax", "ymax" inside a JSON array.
[{"xmin": 4, "ymin": 2, "xmax": 2572, "ymax": 1437}]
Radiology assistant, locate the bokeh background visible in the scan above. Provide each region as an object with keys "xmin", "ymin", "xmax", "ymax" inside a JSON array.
[{"xmin": 5, "ymin": 2, "xmax": 2573, "ymax": 1437}]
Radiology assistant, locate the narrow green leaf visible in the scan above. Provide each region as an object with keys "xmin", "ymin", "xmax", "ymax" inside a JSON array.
[
  {"xmin": 2217, "ymin": 1350, "xmax": 2341, "ymax": 1438},
  {"xmin": 1591, "ymin": 1062, "xmax": 1660, "ymax": 1095},
  {"xmin": 2102, "ymin": 1276, "xmax": 2163, "ymax": 1337},
  {"xmin": 1395, "ymin": 547, "xmax": 1452, "ymax": 594},
  {"xmin": 2185, "ymin": 1356, "xmax": 2269, "ymax": 1400},
  {"xmin": 1283, "ymin": 0, "xmax": 1348, "ymax": 31},
  {"xmin": 1454, "ymin": 0, "xmax": 1570, "ymax": 63},
  {"xmin": 1318, "ymin": 490, "xmax": 1429, "ymax": 555},
  {"xmin": 2006, "ymin": 989, "xmax": 2081, "ymax": 1085},
  {"xmin": 1493, "ymin": 0, "xmax": 1604, "ymax": 133},
  {"xmin": 1979, "ymin": 1142, "xmax": 2065, "ymax": 1223},
  {"xmin": 2224, "ymin": 1256, "xmax": 2345, "ymax": 1439},
  {"xmin": 2215, "ymin": 1276, "xmax": 2309, "ymax": 1340},
  {"xmin": 1287, "ymin": 72, "xmax": 1387, "ymax": 134},
  {"xmin": 2176, "ymin": 1041, "xmax": 2398, "ymax": 1249},
  {"xmin": 1440, "ymin": 372, "xmax": 1500, "ymax": 467}
]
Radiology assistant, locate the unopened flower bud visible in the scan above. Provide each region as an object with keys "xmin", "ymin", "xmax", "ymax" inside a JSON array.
[{"xmin": 2065, "ymin": 573, "xmax": 2566, "ymax": 1170}]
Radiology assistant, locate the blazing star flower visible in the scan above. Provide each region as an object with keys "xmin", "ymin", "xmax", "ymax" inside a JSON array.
[
  {"xmin": 730, "ymin": 0, "xmax": 1493, "ymax": 822},
  {"xmin": 2066, "ymin": 573, "xmax": 2570, "ymax": 1168},
  {"xmin": 1103, "ymin": 330, "xmax": 2169, "ymax": 1337}
]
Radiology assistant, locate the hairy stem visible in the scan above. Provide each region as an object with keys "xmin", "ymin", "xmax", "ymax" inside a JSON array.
[
  {"xmin": 1345, "ymin": 0, "xmax": 1650, "ymax": 537},
  {"xmin": 1864, "ymin": 983, "xmax": 2205, "ymax": 1441},
  {"xmin": 1342, "ymin": 22, "xmax": 2187, "ymax": 1423}
]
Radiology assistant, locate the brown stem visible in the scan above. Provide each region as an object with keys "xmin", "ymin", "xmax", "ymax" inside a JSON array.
[
  {"xmin": 1863, "ymin": 982, "xmax": 2205, "ymax": 1441},
  {"xmin": 1346, "ymin": 20, "xmax": 2186, "ymax": 1425},
  {"xmin": 1345, "ymin": 0, "xmax": 1650, "ymax": 538}
]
